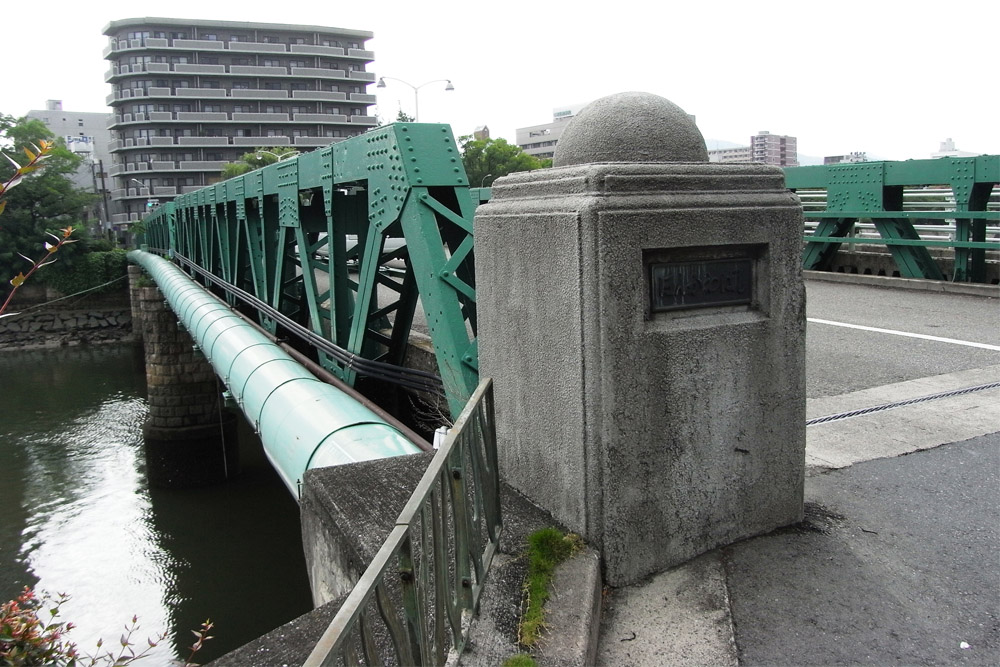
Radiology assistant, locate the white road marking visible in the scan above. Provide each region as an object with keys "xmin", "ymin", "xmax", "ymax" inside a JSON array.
[{"xmin": 807, "ymin": 318, "xmax": 1000, "ymax": 352}]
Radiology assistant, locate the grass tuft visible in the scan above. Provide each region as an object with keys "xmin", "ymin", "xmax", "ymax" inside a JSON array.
[{"xmin": 518, "ymin": 527, "xmax": 580, "ymax": 647}]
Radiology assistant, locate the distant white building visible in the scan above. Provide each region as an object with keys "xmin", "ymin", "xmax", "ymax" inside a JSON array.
[
  {"xmin": 824, "ymin": 152, "xmax": 867, "ymax": 164},
  {"xmin": 26, "ymin": 100, "xmax": 114, "ymax": 229},
  {"xmin": 931, "ymin": 138, "xmax": 979, "ymax": 159},
  {"xmin": 708, "ymin": 131, "xmax": 798, "ymax": 167},
  {"xmin": 516, "ymin": 104, "xmax": 586, "ymax": 159}
]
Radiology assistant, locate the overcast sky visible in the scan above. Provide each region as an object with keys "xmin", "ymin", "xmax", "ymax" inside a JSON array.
[{"xmin": 3, "ymin": 0, "xmax": 997, "ymax": 162}]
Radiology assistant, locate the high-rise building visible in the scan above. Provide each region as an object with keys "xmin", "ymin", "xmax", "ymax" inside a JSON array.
[
  {"xmin": 102, "ymin": 18, "xmax": 377, "ymax": 224},
  {"xmin": 751, "ymin": 131, "xmax": 797, "ymax": 167},
  {"xmin": 26, "ymin": 100, "xmax": 114, "ymax": 230}
]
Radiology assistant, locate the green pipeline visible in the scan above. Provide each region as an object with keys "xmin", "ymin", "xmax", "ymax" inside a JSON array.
[{"xmin": 128, "ymin": 250, "xmax": 421, "ymax": 499}]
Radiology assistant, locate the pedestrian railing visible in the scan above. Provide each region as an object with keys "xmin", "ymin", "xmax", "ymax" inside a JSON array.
[{"xmin": 303, "ymin": 378, "xmax": 502, "ymax": 666}]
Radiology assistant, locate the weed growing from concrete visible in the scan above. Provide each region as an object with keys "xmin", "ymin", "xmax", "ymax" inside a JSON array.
[{"xmin": 518, "ymin": 527, "xmax": 580, "ymax": 647}]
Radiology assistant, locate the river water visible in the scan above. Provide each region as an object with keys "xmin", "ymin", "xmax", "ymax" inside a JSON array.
[{"xmin": 0, "ymin": 344, "xmax": 313, "ymax": 664}]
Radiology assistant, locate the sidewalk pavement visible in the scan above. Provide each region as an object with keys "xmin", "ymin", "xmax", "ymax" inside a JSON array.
[{"xmin": 595, "ymin": 366, "xmax": 1000, "ymax": 666}]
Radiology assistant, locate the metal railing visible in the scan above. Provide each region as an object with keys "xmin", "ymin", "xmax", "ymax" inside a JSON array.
[{"xmin": 304, "ymin": 378, "xmax": 501, "ymax": 666}]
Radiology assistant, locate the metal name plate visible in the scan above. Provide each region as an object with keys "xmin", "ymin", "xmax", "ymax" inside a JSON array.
[{"xmin": 650, "ymin": 258, "xmax": 753, "ymax": 312}]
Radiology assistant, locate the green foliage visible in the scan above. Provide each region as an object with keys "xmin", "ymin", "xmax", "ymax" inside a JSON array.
[
  {"xmin": 502, "ymin": 654, "xmax": 538, "ymax": 667},
  {"xmin": 459, "ymin": 136, "xmax": 549, "ymax": 188},
  {"xmin": 0, "ymin": 115, "xmax": 95, "ymax": 301},
  {"xmin": 519, "ymin": 528, "xmax": 580, "ymax": 647},
  {"xmin": 41, "ymin": 249, "xmax": 128, "ymax": 296},
  {"xmin": 395, "ymin": 109, "xmax": 415, "ymax": 123},
  {"xmin": 220, "ymin": 146, "xmax": 300, "ymax": 179}
]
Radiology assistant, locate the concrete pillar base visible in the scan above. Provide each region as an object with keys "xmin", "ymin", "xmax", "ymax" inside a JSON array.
[{"xmin": 142, "ymin": 409, "xmax": 240, "ymax": 488}]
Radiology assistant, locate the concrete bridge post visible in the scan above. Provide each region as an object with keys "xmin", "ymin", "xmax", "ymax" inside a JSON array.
[
  {"xmin": 133, "ymin": 277, "xmax": 238, "ymax": 487},
  {"xmin": 476, "ymin": 92, "xmax": 806, "ymax": 586}
]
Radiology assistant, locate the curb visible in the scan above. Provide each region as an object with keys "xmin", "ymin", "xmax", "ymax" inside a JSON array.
[
  {"xmin": 536, "ymin": 547, "xmax": 603, "ymax": 667},
  {"xmin": 804, "ymin": 270, "xmax": 999, "ymax": 297}
]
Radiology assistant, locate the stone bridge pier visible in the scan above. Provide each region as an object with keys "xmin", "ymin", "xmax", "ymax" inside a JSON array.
[
  {"xmin": 476, "ymin": 92, "xmax": 807, "ymax": 586},
  {"xmin": 130, "ymin": 269, "xmax": 238, "ymax": 487}
]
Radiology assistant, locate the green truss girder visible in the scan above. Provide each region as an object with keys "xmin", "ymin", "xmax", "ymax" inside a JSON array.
[
  {"xmin": 786, "ymin": 155, "xmax": 998, "ymax": 282},
  {"xmin": 138, "ymin": 124, "xmax": 479, "ymax": 417}
]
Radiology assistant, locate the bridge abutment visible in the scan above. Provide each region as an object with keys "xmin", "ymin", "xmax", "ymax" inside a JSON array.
[
  {"xmin": 476, "ymin": 92, "xmax": 807, "ymax": 586},
  {"xmin": 132, "ymin": 273, "xmax": 238, "ymax": 487}
]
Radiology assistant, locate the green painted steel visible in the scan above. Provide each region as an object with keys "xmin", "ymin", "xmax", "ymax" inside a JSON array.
[
  {"xmin": 139, "ymin": 123, "xmax": 480, "ymax": 417},
  {"xmin": 128, "ymin": 249, "xmax": 421, "ymax": 499},
  {"xmin": 786, "ymin": 155, "xmax": 999, "ymax": 282},
  {"xmin": 303, "ymin": 378, "xmax": 501, "ymax": 666}
]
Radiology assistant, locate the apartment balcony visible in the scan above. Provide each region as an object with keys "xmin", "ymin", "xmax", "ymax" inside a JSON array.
[
  {"xmin": 291, "ymin": 90, "xmax": 347, "ymax": 101},
  {"xmin": 109, "ymin": 164, "xmax": 125, "ymax": 176},
  {"xmin": 291, "ymin": 67, "xmax": 347, "ymax": 79},
  {"xmin": 148, "ymin": 87, "xmax": 173, "ymax": 97},
  {"xmin": 292, "ymin": 113, "xmax": 343, "ymax": 122},
  {"xmin": 347, "ymin": 49, "xmax": 374, "ymax": 60},
  {"xmin": 242, "ymin": 136, "xmax": 291, "ymax": 146},
  {"xmin": 177, "ymin": 137, "xmax": 229, "ymax": 146},
  {"xmin": 151, "ymin": 161, "xmax": 176, "ymax": 170},
  {"xmin": 145, "ymin": 38, "xmax": 168, "ymax": 48},
  {"xmin": 102, "ymin": 43, "xmax": 116, "ymax": 58},
  {"xmin": 348, "ymin": 71, "xmax": 376, "ymax": 82},
  {"xmin": 150, "ymin": 137, "xmax": 174, "ymax": 146},
  {"xmin": 233, "ymin": 112, "xmax": 290, "ymax": 122},
  {"xmin": 177, "ymin": 111, "xmax": 229, "ymax": 121},
  {"xmin": 290, "ymin": 44, "xmax": 345, "ymax": 57},
  {"xmin": 175, "ymin": 63, "xmax": 226, "ymax": 74},
  {"xmin": 230, "ymin": 65, "xmax": 286, "ymax": 76},
  {"xmin": 349, "ymin": 93, "xmax": 376, "ymax": 103},
  {"xmin": 176, "ymin": 88, "xmax": 228, "ymax": 98},
  {"xmin": 154, "ymin": 186, "xmax": 178, "ymax": 196},
  {"xmin": 232, "ymin": 89, "xmax": 288, "ymax": 99},
  {"xmin": 351, "ymin": 115, "xmax": 377, "ymax": 125},
  {"xmin": 293, "ymin": 137, "xmax": 332, "ymax": 147},
  {"xmin": 175, "ymin": 161, "xmax": 227, "ymax": 171},
  {"xmin": 229, "ymin": 41, "xmax": 286, "ymax": 53},
  {"xmin": 149, "ymin": 111, "xmax": 172, "ymax": 121},
  {"xmin": 172, "ymin": 39, "xmax": 225, "ymax": 50}
]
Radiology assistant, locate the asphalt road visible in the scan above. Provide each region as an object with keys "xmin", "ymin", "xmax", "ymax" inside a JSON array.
[{"xmin": 805, "ymin": 280, "xmax": 1000, "ymax": 398}]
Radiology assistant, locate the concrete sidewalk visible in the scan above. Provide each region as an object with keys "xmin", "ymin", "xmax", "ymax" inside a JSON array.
[{"xmin": 595, "ymin": 367, "xmax": 1000, "ymax": 666}]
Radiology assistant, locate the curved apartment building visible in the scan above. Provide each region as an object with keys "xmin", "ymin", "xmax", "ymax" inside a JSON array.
[{"xmin": 103, "ymin": 18, "xmax": 376, "ymax": 224}]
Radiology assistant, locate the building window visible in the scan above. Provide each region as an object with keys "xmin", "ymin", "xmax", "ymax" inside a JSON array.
[
  {"xmin": 201, "ymin": 81, "xmax": 220, "ymax": 89},
  {"xmin": 262, "ymin": 35, "xmax": 277, "ymax": 43},
  {"xmin": 292, "ymin": 37, "xmax": 306, "ymax": 44},
  {"xmin": 233, "ymin": 105, "xmax": 250, "ymax": 113},
  {"xmin": 329, "ymin": 107, "xmax": 341, "ymax": 115},
  {"xmin": 265, "ymin": 105, "xmax": 284, "ymax": 113},
  {"xmin": 263, "ymin": 82, "xmax": 282, "ymax": 90},
  {"xmin": 232, "ymin": 57, "xmax": 250, "ymax": 66},
  {"xmin": 290, "ymin": 106, "xmax": 306, "ymax": 114},
  {"xmin": 263, "ymin": 59, "xmax": 279, "ymax": 67},
  {"xmin": 229, "ymin": 35, "xmax": 247, "ymax": 42},
  {"xmin": 203, "ymin": 34, "xmax": 218, "ymax": 41},
  {"xmin": 201, "ymin": 56, "xmax": 220, "ymax": 65},
  {"xmin": 173, "ymin": 103, "xmax": 191, "ymax": 112},
  {"xmin": 232, "ymin": 81, "xmax": 250, "ymax": 89},
  {"xmin": 289, "ymin": 60, "xmax": 306, "ymax": 68},
  {"xmin": 322, "ymin": 40, "xmax": 341, "ymax": 47},
  {"xmin": 170, "ymin": 56, "xmax": 188, "ymax": 64},
  {"xmin": 290, "ymin": 82, "xmax": 308, "ymax": 91},
  {"xmin": 204, "ymin": 104, "xmax": 221, "ymax": 112},
  {"xmin": 265, "ymin": 128, "xmax": 284, "ymax": 137}
]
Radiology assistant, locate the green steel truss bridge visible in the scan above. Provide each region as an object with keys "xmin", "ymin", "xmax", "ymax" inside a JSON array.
[{"xmin": 137, "ymin": 125, "xmax": 998, "ymax": 415}]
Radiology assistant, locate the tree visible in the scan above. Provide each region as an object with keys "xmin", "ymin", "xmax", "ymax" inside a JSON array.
[
  {"xmin": 0, "ymin": 115, "xmax": 95, "ymax": 300},
  {"xmin": 220, "ymin": 146, "xmax": 300, "ymax": 179},
  {"xmin": 395, "ymin": 109, "xmax": 414, "ymax": 123},
  {"xmin": 459, "ymin": 136, "xmax": 550, "ymax": 188}
]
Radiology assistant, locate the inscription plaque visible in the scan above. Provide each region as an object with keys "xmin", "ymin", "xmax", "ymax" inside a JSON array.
[{"xmin": 650, "ymin": 257, "xmax": 753, "ymax": 312}]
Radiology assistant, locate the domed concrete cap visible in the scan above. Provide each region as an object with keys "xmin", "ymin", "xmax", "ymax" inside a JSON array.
[{"xmin": 553, "ymin": 92, "xmax": 709, "ymax": 167}]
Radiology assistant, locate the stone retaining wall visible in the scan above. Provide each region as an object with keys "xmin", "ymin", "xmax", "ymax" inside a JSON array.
[{"xmin": 0, "ymin": 308, "xmax": 134, "ymax": 350}]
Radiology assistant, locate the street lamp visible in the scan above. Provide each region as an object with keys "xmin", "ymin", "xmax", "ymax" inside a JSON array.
[
  {"xmin": 376, "ymin": 77, "xmax": 454, "ymax": 122},
  {"xmin": 129, "ymin": 178, "xmax": 148, "ymax": 193},
  {"xmin": 256, "ymin": 150, "xmax": 300, "ymax": 162}
]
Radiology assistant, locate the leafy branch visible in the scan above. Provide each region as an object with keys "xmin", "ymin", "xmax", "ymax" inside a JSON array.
[
  {"xmin": 0, "ymin": 226, "xmax": 76, "ymax": 317},
  {"xmin": 0, "ymin": 139, "xmax": 54, "ymax": 217}
]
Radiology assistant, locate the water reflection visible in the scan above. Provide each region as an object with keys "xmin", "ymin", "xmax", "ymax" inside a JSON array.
[{"xmin": 0, "ymin": 346, "xmax": 312, "ymax": 664}]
